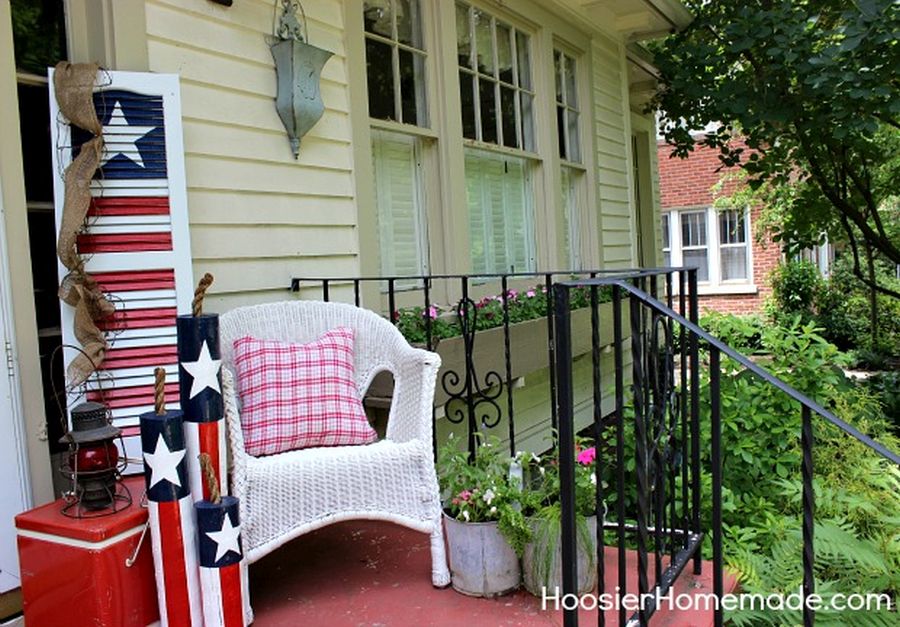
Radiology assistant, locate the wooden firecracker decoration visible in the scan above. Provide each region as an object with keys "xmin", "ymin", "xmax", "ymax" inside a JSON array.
[
  {"xmin": 177, "ymin": 273, "xmax": 228, "ymax": 502},
  {"xmin": 140, "ymin": 367, "xmax": 203, "ymax": 626},
  {"xmin": 196, "ymin": 453, "xmax": 250, "ymax": 627}
]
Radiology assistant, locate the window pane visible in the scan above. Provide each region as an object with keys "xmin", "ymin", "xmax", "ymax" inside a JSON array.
[
  {"xmin": 564, "ymin": 53, "xmax": 577, "ymax": 106},
  {"xmin": 681, "ymin": 211, "xmax": 707, "ymax": 246},
  {"xmin": 719, "ymin": 209, "xmax": 746, "ymax": 244},
  {"xmin": 363, "ymin": 0, "xmax": 393, "ymax": 37},
  {"xmin": 683, "ymin": 249, "xmax": 709, "ymax": 282},
  {"xmin": 556, "ymin": 106, "xmax": 567, "ymax": 158},
  {"xmin": 372, "ymin": 132, "xmax": 428, "ymax": 278},
  {"xmin": 459, "ymin": 71, "xmax": 477, "ymax": 139},
  {"xmin": 474, "ymin": 9, "xmax": 493, "ymax": 75},
  {"xmin": 721, "ymin": 247, "xmax": 748, "ymax": 280},
  {"xmin": 479, "ymin": 78, "xmax": 497, "ymax": 144},
  {"xmin": 516, "ymin": 31, "xmax": 531, "ymax": 90},
  {"xmin": 500, "ymin": 85, "xmax": 517, "ymax": 148},
  {"xmin": 520, "ymin": 92, "xmax": 534, "ymax": 151},
  {"xmin": 567, "ymin": 110, "xmax": 580, "ymax": 162},
  {"xmin": 496, "ymin": 23, "xmax": 513, "ymax": 84},
  {"xmin": 661, "ymin": 215, "xmax": 670, "ymax": 250},
  {"xmin": 554, "ymin": 51, "xmax": 563, "ymax": 102},
  {"xmin": 456, "ymin": 2, "xmax": 471, "ymax": 68},
  {"xmin": 396, "ymin": 0, "xmax": 423, "ymax": 48},
  {"xmin": 366, "ymin": 38, "xmax": 396, "ymax": 121},
  {"xmin": 663, "ymin": 250, "xmax": 671, "ymax": 267},
  {"xmin": 399, "ymin": 48, "xmax": 426, "ymax": 126}
]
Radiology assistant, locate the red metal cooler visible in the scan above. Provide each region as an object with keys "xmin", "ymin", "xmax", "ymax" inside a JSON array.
[{"xmin": 15, "ymin": 477, "xmax": 159, "ymax": 626}]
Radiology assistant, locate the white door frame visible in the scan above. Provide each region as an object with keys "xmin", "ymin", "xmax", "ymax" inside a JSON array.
[{"xmin": 0, "ymin": 175, "xmax": 33, "ymax": 593}]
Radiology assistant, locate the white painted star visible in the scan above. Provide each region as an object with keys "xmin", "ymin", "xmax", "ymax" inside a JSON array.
[
  {"xmin": 181, "ymin": 341, "xmax": 222, "ymax": 399},
  {"xmin": 99, "ymin": 101, "xmax": 156, "ymax": 169},
  {"xmin": 143, "ymin": 434, "xmax": 185, "ymax": 489},
  {"xmin": 206, "ymin": 514, "xmax": 242, "ymax": 563}
]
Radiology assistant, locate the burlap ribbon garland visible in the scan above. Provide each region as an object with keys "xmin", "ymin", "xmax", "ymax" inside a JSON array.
[{"xmin": 54, "ymin": 62, "xmax": 115, "ymax": 387}]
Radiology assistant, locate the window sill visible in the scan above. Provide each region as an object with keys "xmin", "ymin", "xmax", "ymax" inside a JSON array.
[{"xmin": 696, "ymin": 283, "xmax": 758, "ymax": 296}]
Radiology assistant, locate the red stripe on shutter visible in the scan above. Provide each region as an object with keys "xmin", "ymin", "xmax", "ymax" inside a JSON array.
[
  {"xmin": 158, "ymin": 500, "xmax": 192, "ymax": 625},
  {"xmin": 97, "ymin": 307, "xmax": 177, "ymax": 331},
  {"xmin": 101, "ymin": 345, "xmax": 178, "ymax": 370},
  {"xmin": 77, "ymin": 232, "xmax": 173, "ymax": 254},
  {"xmin": 218, "ymin": 563, "xmax": 244, "ymax": 627},
  {"xmin": 87, "ymin": 382, "xmax": 178, "ymax": 409},
  {"xmin": 92, "ymin": 269, "xmax": 176, "ymax": 292},
  {"xmin": 88, "ymin": 197, "xmax": 170, "ymax": 217}
]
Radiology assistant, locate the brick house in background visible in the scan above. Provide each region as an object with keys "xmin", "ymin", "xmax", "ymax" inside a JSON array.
[{"xmin": 657, "ymin": 140, "xmax": 783, "ymax": 315}]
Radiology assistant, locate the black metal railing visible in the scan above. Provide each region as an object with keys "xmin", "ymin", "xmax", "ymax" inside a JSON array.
[
  {"xmin": 291, "ymin": 269, "xmax": 661, "ymax": 458},
  {"xmin": 551, "ymin": 270, "xmax": 900, "ymax": 627}
]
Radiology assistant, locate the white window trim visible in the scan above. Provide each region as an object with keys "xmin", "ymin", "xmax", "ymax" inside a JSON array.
[{"xmin": 663, "ymin": 206, "xmax": 757, "ymax": 295}]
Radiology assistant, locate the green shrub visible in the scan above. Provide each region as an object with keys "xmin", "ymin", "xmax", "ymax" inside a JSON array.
[
  {"xmin": 767, "ymin": 260, "xmax": 822, "ymax": 326},
  {"xmin": 700, "ymin": 311, "xmax": 766, "ymax": 353},
  {"xmin": 814, "ymin": 254, "xmax": 900, "ymax": 359}
]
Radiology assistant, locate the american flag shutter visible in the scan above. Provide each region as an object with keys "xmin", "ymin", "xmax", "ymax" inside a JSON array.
[{"xmin": 49, "ymin": 70, "xmax": 193, "ymax": 471}]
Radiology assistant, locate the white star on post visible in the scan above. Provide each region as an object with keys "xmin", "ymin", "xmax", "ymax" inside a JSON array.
[
  {"xmin": 181, "ymin": 341, "xmax": 222, "ymax": 399},
  {"xmin": 144, "ymin": 434, "xmax": 185, "ymax": 489},
  {"xmin": 99, "ymin": 101, "xmax": 156, "ymax": 169},
  {"xmin": 206, "ymin": 514, "xmax": 242, "ymax": 563}
]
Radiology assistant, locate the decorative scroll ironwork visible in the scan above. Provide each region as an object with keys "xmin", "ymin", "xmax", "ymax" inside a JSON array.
[{"xmin": 441, "ymin": 297, "xmax": 504, "ymax": 453}]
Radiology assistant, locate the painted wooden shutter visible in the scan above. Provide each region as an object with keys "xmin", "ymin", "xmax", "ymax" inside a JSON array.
[
  {"xmin": 465, "ymin": 149, "xmax": 534, "ymax": 274},
  {"xmin": 49, "ymin": 70, "xmax": 193, "ymax": 471},
  {"xmin": 372, "ymin": 131, "xmax": 428, "ymax": 280}
]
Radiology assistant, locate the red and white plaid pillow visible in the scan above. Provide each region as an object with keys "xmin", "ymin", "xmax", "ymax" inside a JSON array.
[{"xmin": 232, "ymin": 327, "xmax": 377, "ymax": 456}]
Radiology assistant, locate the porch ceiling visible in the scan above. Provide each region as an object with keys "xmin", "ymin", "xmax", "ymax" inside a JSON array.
[{"xmin": 580, "ymin": 0, "xmax": 693, "ymax": 41}]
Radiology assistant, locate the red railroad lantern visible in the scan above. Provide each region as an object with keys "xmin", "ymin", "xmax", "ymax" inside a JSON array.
[{"xmin": 59, "ymin": 401, "xmax": 131, "ymax": 516}]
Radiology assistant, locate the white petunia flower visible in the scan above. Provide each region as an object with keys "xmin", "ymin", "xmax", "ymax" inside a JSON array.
[
  {"xmin": 490, "ymin": 506, "xmax": 497, "ymax": 514},
  {"xmin": 483, "ymin": 488, "xmax": 496, "ymax": 505},
  {"xmin": 462, "ymin": 509, "xmax": 470, "ymax": 522},
  {"xmin": 538, "ymin": 466, "xmax": 546, "ymax": 476},
  {"xmin": 590, "ymin": 472, "xmax": 597, "ymax": 485}
]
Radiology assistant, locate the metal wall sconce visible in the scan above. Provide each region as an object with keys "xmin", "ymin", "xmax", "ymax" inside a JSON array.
[{"xmin": 269, "ymin": 0, "xmax": 333, "ymax": 158}]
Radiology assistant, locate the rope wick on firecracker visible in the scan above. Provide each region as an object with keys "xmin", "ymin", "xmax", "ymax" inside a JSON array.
[
  {"xmin": 192, "ymin": 273, "xmax": 214, "ymax": 317},
  {"xmin": 154, "ymin": 367, "xmax": 166, "ymax": 416},
  {"xmin": 199, "ymin": 453, "xmax": 221, "ymax": 504}
]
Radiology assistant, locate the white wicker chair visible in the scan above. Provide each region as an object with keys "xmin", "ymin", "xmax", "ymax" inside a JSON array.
[{"xmin": 219, "ymin": 300, "xmax": 450, "ymax": 587}]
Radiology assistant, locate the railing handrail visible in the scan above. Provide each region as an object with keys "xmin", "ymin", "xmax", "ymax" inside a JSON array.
[
  {"xmin": 290, "ymin": 267, "xmax": 684, "ymax": 291},
  {"xmin": 558, "ymin": 277, "xmax": 900, "ymax": 466}
]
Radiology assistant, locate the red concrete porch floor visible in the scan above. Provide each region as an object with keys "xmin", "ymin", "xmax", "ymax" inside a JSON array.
[{"xmin": 248, "ymin": 521, "xmax": 736, "ymax": 626}]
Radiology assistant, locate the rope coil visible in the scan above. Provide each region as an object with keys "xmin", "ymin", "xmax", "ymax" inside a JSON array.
[
  {"xmin": 198, "ymin": 453, "xmax": 222, "ymax": 504},
  {"xmin": 192, "ymin": 273, "xmax": 214, "ymax": 317},
  {"xmin": 154, "ymin": 367, "xmax": 166, "ymax": 416}
]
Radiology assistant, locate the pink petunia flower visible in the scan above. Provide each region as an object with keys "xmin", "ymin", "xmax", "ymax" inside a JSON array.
[
  {"xmin": 423, "ymin": 305, "xmax": 439, "ymax": 319},
  {"xmin": 577, "ymin": 447, "xmax": 596, "ymax": 465},
  {"xmin": 458, "ymin": 490, "xmax": 472, "ymax": 502},
  {"xmin": 526, "ymin": 289, "xmax": 536, "ymax": 298}
]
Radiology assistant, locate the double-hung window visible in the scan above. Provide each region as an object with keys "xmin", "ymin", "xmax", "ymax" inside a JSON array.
[
  {"xmin": 555, "ymin": 49, "xmax": 582, "ymax": 270},
  {"xmin": 363, "ymin": 0, "xmax": 430, "ymax": 279},
  {"xmin": 457, "ymin": 1, "xmax": 536, "ymax": 274},
  {"xmin": 661, "ymin": 207, "xmax": 752, "ymax": 289}
]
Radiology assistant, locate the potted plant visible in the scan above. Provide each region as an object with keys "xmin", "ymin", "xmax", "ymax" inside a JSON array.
[
  {"xmin": 438, "ymin": 434, "xmax": 530, "ymax": 597},
  {"xmin": 518, "ymin": 438, "xmax": 602, "ymax": 596}
]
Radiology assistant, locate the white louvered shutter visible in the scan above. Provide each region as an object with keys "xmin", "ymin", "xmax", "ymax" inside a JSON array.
[
  {"xmin": 465, "ymin": 149, "xmax": 534, "ymax": 274},
  {"xmin": 49, "ymin": 70, "xmax": 193, "ymax": 471},
  {"xmin": 372, "ymin": 131, "xmax": 428, "ymax": 283}
]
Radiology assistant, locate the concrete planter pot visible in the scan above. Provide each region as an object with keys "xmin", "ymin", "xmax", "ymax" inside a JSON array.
[
  {"xmin": 522, "ymin": 514, "xmax": 598, "ymax": 596},
  {"xmin": 443, "ymin": 512, "xmax": 520, "ymax": 597}
]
